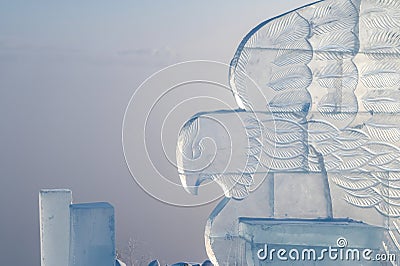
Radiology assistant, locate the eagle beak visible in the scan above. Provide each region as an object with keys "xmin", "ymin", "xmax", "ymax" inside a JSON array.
[
  {"xmin": 179, "ymin": 173, "xmax": 200, "ymax": 195},
  {"xmin": 184, "ymin": 185, "xmax": 199, "ymax": 195}
]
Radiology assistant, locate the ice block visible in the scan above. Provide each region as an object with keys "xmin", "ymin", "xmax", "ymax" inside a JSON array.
[
  {"xmin": 39, "ymin": 189, "xmax": 72, "ymax": 266},
  {"xmin": 239, "ymin": 218, "xmax": 386, "ymax": 265},
  {"xmin": 69, "ymin": 202, "xmax": 115, "ymax": 266}
]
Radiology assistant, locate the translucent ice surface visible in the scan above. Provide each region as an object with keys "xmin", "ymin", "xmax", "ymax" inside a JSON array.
[
  {"xmin": 176, "ymin": 0, "xmax": 400, "ymax": 265},
  {"xmin": 39, "ymin": 189, "xmax": 72, "ymax": 266},
  {"xmin": 239, "ymin": 218, "xmax": 386, "ymax": 265},
  {"xmin": 69, "ymin": 202, "xmax": 115, "ymax": 266}
]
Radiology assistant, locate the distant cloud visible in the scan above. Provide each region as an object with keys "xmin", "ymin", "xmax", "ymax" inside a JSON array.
[
  {"xmin": 118, "ymin": 47, "xmax": 177, "ymax": 58},
  {"xmin": 0, "ymin": 36, "xmax": 180, "ymax": 68},
  {"xmin": 116, "ymin": 47, "xmax": 180, "ymax": 67}
]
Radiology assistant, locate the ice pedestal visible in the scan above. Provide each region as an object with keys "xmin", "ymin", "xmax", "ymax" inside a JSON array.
[
  {"xmin": 69, "ymin": 202, "xmax": 115, "ymax": 266},
  {"xmin": 39, "ymin": 189, "xmax": 72, "ymax": 266},
  {"xmin": 238, "ymin": 218, "xmax": 385, "ymax": 265}
]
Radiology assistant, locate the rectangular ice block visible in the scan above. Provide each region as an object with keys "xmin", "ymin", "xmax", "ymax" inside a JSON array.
[
  {"xmin": 39, "ymin": 189, "xmax": 72, "ymax": 266},
  {"xmin": 69, "ymin": 202, "xmax": 115, "ymax": 266},
  {"xmin": 239, "ymin": 218, "xmax": 386, "ymax": 265}
]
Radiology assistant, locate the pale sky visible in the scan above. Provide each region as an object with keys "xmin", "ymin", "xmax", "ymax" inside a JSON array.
[{"xmin": 0, "ymin": 1, "xmax": 313, "ymax": 264}]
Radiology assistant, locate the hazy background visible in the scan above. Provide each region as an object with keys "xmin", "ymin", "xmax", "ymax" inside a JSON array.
[{"xmin": 0, "ymin": 0, "xmax": 311, "ymax": 264}]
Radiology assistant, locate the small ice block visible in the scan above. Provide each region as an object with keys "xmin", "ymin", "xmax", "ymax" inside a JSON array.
[
  {"xmin": 69, "ymin": 202, "xmax": 115, "ymax": 266},
  {"xmin": 39, "ymin": 189, "xmax": 72, "ymax": 266},
  {"xmin": 239, "ymin": 218, "xmax": 385, "ymax": 265}
]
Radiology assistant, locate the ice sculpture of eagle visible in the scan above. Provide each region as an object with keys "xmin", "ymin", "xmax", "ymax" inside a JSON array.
[{"xmin": 176, "ymin": 0, "xmax": 400, "ymax": 265}]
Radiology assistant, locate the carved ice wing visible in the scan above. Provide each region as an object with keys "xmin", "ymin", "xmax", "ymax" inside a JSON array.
[
  {"xmin": 259, "ymin": 118, "xmax": 310, "ymax": 171},
  {"xmin": 321, "ymin": 0, "xmax": 400, "ymax": 216},
  {"xmin": 229, "ymin": 7, "xmax": 312, "ymax": 114},
  {"xmin": 358, "ymin": 0, "xmax": 400, "ymax": 151},
  {"xmin": 229, "ymin": 0, "xmax": 362, "ymax": 130},
  {"xmin": 360, "ymin": 0, "xmax": 400, "ymax": 60},
  {"xmin": 329, "ymin": 168, "xmax": 400, "ymax": 218},
  {"xmin": 308, "ymin": 117, "xmax": 400, "ymax": 255},
  {"xmin": 307, "ymin": 119, "xmax": 400, "ymax": 216}
]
